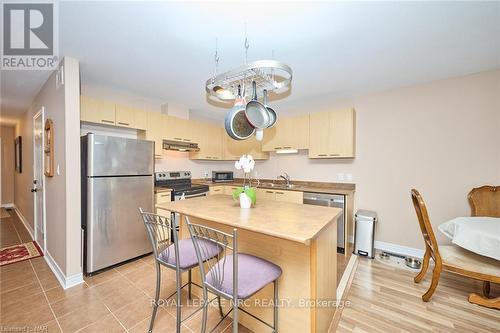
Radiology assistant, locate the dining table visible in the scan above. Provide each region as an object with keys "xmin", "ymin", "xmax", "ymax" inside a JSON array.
[{"xmin": 438, "ymin": 216, "xmax": 500, "ymax": 309}]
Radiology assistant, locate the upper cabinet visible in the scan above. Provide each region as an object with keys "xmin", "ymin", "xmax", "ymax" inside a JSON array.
[
  {"xmin": 145, "ymin": 111, "xmax": 168, "ymax": 157},
  {"xmin": 115, "ymin": 104, "xmax": 147, "ymax": 130},
  {"xmin": 80, "ymin": 96, "xmax": 116, "ymax": 125},
  {"xmin": 164, "ymin": 116, "xmax": 197, "ymax": 143},
  {"xmin": 189, "ymin": 121, "xmax": 223, "ymax": 160},
  {"xmin": 222, "ymin": 133, "xmax": 269, "ymax": 160},
  {"xmin": 262, "ymin": 114, "xmax": 309, "ymax": 152},
  {"xmin": 309, "ymin": 108, "xmax": 355, "ymax": 158}
]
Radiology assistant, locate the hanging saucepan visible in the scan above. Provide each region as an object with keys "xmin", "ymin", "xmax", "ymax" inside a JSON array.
[
  {"xmin": 245, "ymin": 81, "xmax": 271, "ymax": 129},
  {"xmin": 263, "ymin": 89, "xmax": 277, "ymax": 128},
  {"xmin": 224, "ymin": 85, "xmax": 255, "ymax": 140}
]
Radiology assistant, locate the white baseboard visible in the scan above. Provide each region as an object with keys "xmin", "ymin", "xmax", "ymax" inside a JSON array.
[
  {"xmin": 13, "ymin": 205, "xmax": 35, "ymax": 240},
  {"xmin": 374, "ymin": 240, "xmax": 424, "ymax": 259},
  {"xmin": 44, "ymin": 251, "xmax": 84, "ymax": 289},
  {"xmin": 1, "ymin": 203, "xmax": 14, "ymax": 208}
]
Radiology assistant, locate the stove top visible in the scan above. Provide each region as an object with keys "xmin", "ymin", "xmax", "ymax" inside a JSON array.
[{"xmin": 155, "ymin": 171, "xmax": 209, "ymax": 195}]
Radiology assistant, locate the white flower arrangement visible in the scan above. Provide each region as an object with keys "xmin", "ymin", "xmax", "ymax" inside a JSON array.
[{"xmin": 233, "ymin": 154, "xmax": 257, "ymax": 206}]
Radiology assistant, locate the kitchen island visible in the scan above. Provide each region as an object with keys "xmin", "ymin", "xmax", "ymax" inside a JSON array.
[{"xmin": 156, "ymin": 194, "xmax": 341, "ymax": 333}]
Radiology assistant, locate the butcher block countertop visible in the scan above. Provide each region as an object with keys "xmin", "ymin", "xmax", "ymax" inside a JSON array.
[
  {"xmin": 156, "ymin": 194, "xmax": 341, "ymax": 245},
  {"xmin": 192, "ymin": 178, "xmax": 355, "ymax": 196}
]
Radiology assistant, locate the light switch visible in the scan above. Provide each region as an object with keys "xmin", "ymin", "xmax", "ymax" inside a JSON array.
[
  {"xmin": 346, "ymin": 173, "xmax": 353, "ymax": 181},
  {"xmin": 337, "ymin": 173, "xmax": 344, "ymax": 181}
]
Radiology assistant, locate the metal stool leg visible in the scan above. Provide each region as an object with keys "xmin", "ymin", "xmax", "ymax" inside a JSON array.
[
  {"xmin": 188, "ymin": 269, "xmax": 192, "ymax": 300},
  {"xmin": 149, "ymin": 262, "xmax": 161, "ymax": 333},
  {"xmin": 273, "ymin": 280, "xmax": 278, "ymax": 333},
  {"xmin": 232, "ymin": 299, "xmax": 238, "ymax": 333},
  {"xmin": 201, "ymin": 288, "xmax": 209, "ymax": 333},
  {"xmin": 175, "ymin": 269, "xmax": 182, "ymax": 333}
]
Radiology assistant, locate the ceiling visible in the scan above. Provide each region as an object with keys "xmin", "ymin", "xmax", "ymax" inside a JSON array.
[{"xmin": 1, "ymin": 1, "xmax": 499, "ymax": 121}]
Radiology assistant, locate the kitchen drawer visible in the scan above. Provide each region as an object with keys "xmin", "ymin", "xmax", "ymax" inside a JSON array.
[
  {"xmin": 274, "ymin": 190, "xmax": 303, "ymax": 204},
  {"xmin": 155, "ymin": 192, "xmax": 172, "ymax": 204},
  {"xmin": 256, "ymin": 188, "xmax": 277, "ymax": 201}
]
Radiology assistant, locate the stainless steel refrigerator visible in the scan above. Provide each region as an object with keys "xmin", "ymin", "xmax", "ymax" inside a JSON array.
[{"xmin": 81, "ymin": 133, "xmax": 154, "ymax": 274}]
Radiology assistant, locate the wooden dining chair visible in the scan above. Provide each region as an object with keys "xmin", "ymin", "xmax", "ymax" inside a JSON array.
[
  {"xmin": 467, "ymin": 185, "xmax": 500, "ymax": 308},
  {"xmin": 411, "ymin": 189, "xmax": 500, "ymax": 307}
]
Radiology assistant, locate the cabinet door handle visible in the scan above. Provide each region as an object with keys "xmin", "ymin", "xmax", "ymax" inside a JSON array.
[
  {"xmin": 101, "ymin": 119, "xmax": 114, "ymax": 124},
  {"xmin": 174, "ymin": 137, "xmax": 183, "ymax": 141},
  {"xmin": 283, "ymin": 146, "xmax": 292, "ymax": 149},
  {"xmin": 183, "ymin": 139, "xmax": 191, "ymax": 142},
  {"xmin": 318, "ymin": 154, "xmax": 328, "ymax": 157},
  {"xmin": 276, "ymin": 192, "xmax": 284, "ymax": 194},
  {"xmin": 266, "ymin": 191, "xmax": 274, "ymax": 194},
  {"xmin": 274, "ymin": 147, "xmax": 282, "ymax": 150},
  {"xmin": 117, "ymin": 122, "xmax": 130, "ymax": 126},
  {"xmin": 160, "ymin": 194, "xmax": 169, "ymax": 197},
  {"xmin": 329, "ymin": 154, "xmax": 340, "ymax": 156}
]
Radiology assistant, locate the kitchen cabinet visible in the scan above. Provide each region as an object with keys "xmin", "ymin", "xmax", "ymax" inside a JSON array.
[
  {"xmin": 115, "ymin": 104, "xmax": 147, "ymax": 130},
  {"xmin": 164, "ymin": 116, "xmax": 197, "ymax": 143},
  {"xmin": 309, "ymin": 108, "xmax": 355, "ymax": 158},
  {"xmin": 189, "ymin": 122, "xmax": 223, "ymax": 160},
  {"xmin": 255, "ymin": 188, "xmax": 303, "ymax": 204},
  {"xmin": 145, "ymin": 111, "xmax": 169, "ymax": 157},
  {"xmin": 222, "ymin": 133, "xmax": 269, "ymax": 160},
  {"xmin": 262, "ymin": 114, "xmax": 309, "ymax": 152},
  {"xmin": 80, "ymin": 96, "xmax": 116, "ymax": 125}
]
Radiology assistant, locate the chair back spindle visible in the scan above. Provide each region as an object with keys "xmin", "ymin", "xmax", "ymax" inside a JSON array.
[{"xmin": 186, "ymin": 217, "xmax": 238, "ymax": 300}]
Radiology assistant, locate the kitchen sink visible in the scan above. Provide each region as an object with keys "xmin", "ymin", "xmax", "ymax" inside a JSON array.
[{"xmin": 259, "ymin": 182, "xmax": 298, "ymax": 189}]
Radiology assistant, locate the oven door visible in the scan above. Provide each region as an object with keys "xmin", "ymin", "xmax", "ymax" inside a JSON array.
[{"xmin": 174, "ymin": 191, "xmax": 208, "ymax": 201}]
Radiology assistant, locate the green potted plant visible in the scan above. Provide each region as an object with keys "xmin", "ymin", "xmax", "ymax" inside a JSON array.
[{"xmin": 232, "ymin": 154, "xmax": 257, "ymax": 208}]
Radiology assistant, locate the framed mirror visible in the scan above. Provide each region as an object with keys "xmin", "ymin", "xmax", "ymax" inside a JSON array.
[{"xmin": 44, "ymin": 119, "xmax": 54, "ymax": 177}]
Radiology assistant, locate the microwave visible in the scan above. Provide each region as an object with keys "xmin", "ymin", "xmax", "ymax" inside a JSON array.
[{"xmin": 212, "ymin": 171, "xmax": 234, "ymax": 183}]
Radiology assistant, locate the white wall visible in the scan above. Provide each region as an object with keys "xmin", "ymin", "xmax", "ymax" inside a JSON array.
[{"xmin": 15, "ymin": 57, "xmax": 82, "ymax": 282}]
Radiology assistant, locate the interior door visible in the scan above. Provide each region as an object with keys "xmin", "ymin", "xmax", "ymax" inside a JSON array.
[{"xmin": 33, "ymin": 109, "xmax": 45, "ymax": 251}]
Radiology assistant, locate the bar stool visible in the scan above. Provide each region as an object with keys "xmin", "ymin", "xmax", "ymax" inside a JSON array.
[
  {"xmin": 139, "ymin": 209, "xmax": 223, "ymax": 333},
  {"xmin": 186, "ymin": 216, "xmax": 282, "ymax": 333}
]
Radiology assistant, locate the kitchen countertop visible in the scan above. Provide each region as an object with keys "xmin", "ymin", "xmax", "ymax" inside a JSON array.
[
  {"xmin": 156, "ymin": 194, "xmax": 341, "ymax": 244},
  {"xmin": 193, "ymin": 178, "xmax": 355, "ymax": 196}
]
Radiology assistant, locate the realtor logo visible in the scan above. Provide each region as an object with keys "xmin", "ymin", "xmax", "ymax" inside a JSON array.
[{"xmin": 1, "ymin": 1, "xmax": 58, "ymax": 70}]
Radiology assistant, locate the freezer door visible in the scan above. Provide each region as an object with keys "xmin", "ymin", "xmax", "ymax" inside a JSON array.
[
  {"xmin": 87, "ymin": 134, "xmax": 154, "ymax": 176},
  {"xmin": 86, "ymin": 175, "xmax": 153, "ymax": 273}
]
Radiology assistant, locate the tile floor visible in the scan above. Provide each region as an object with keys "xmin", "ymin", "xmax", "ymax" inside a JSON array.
[{"xmin": 0, "ymin": 210, "xmax": 251, "ymax": 333}]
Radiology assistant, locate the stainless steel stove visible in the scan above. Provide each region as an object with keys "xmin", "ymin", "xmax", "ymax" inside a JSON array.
[{"xmin": 155, "ymin": 171, "xmax": 209, "ymax": 201}]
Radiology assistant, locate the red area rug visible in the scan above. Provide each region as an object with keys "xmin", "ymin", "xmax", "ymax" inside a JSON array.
[{"xmin": 0, "ymin": 241, "xmax": 43, "ymax": 266}]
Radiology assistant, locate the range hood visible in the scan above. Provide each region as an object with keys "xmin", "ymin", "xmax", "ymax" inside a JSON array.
[{"xmin": 162, "ymin": 139, "xmax": 200, "ymax": 152}]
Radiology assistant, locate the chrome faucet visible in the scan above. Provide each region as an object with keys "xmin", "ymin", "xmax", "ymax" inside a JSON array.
[{"xmin": 278, "ymin": 172, "xmax": 291, "ymax": 187}]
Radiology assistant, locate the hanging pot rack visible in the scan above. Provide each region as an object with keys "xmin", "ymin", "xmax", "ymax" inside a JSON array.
[{"xmin": 206, "ymin": 59, "xmax": 292, "ymax": 102}]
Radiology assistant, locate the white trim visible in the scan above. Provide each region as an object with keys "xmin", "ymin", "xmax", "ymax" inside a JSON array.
[
  {"xmin": 337, "ymin": 254, "xmax": 358, "ymax": 300},
  {"xmin": 33, "ymin": 108, "xmax": 47, "ymax": 253},
  {"xmin": 13, "ymin": 205, "xmax": 35, "ymax": 240},
  {"xmin": 44, "ymin": 251, "xmax": 84, "ymax": 289},
  {"xmin": 1, "ymin": 203, "xmax": 15, "ymax": 208},
  {"xmin": 374, "ymin": 240, "xmax": 424, "ymax": 259}
]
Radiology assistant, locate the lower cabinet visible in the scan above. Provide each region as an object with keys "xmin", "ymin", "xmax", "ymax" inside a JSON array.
[
  {"xmin": 154, "ymin": 192, "xmax": 171, "ymax": 215},
  {"xmin": 255, "ymin": 188, "xmax": 303, "ymax": 204}
]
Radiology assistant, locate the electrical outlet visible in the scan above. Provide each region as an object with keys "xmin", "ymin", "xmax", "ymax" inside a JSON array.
[
  {"xmin": 337, "ymin": 173, "xmax": 345, "ymax": 181},
  {"xmin": 204, "ymin": 171, "xmax": 209, "ymax": 179}
]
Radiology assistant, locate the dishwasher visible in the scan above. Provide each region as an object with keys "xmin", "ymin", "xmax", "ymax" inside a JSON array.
[{"xmin": 303, "ymin": 192, "xmax": 345, "ymax": 253}]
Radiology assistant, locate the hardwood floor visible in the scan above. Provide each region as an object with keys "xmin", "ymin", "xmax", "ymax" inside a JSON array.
[{"xmin": 336, "ymin": 257, "xmax": 500, "ymax": 333}]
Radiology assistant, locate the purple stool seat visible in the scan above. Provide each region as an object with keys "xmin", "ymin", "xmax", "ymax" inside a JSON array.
[
  {"xmin": 206, "ymin": 253, "xmax": 282, "ymax": 299},
  {"xmin": 159, "ymin": 238, "xmax": 220, "ymax": 270}
]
